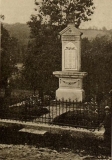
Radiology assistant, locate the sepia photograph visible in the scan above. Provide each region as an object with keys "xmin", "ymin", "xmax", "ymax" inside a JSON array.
[{"xmin": 0, "ymin": 0, "xmax": 112, "ymax": 159}]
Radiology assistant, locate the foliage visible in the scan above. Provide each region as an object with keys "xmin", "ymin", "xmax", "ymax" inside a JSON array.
[
  {"xmin": 1, "ymin": 24, "xmax": 18, "ymax": 92},
  {"xmin": 35, "ymin": 0, "xmax": 95, "ymax": 28},
  {"xmin": 3, "ymin": 23, "xmax": 30, "ymax": 45},
  {"xmin": 81, "ymin": 36, "xmax": 112, "ymax": 96},
  {"xmin": 3, "ymin": 23, "xmax": 28, "ymax": 63},
  {"xmin": 23, "ymin": 12, "xmax": 62, "ymax": 93}
]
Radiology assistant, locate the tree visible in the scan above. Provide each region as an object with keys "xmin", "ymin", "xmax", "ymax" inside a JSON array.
[
  {"xmin": 81, "ymin": 35, "xmax": 112, "ymax": 97},
  {"xmin": 102, "ymin": 26, "xmax": 107, "ymax": 31},
  {"xmin": 1, "ymin": 24, "xmax": 18, "ymax": 97},
  {"xmin": 23, "ymin": 34, "xmax": 61, "ymax": 94},
  {"xmin": 23, "ymin": 0, "xmax": 95, "ymax": 95},
  {"xmin": 35, "ymin": 0, "xmax": 95, "ymax": 28}
]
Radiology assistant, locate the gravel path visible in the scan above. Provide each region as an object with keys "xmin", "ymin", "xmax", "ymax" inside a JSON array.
[{"xmin": 0, "ymin": 144, "xmax": 95, "ymax": 160}]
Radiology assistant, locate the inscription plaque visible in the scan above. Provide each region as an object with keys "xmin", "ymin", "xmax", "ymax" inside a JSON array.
[{"xmin": 64, "ymin": 48, "xmax": 77, "ymax": 69}]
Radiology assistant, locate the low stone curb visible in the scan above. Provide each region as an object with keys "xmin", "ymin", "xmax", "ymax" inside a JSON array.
[{"xmin": 0, "ymin": 119, "xmax": 104, "ymax": 139}]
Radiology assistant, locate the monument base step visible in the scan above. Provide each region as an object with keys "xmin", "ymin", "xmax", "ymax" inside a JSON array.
[{"xmin": 56, "ymin": 88, "xmax": 85, "ymax": 102}]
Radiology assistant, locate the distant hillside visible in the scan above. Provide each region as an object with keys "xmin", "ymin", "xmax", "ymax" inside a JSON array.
[
  {"xmin": 81, "ymin": 29, "xmax": 110, "ymax": 40},
  {"xmin": 3, "ymin": 23, "xmax": 111, "ymax": 45},
  {"xmin": 3, "ymin": 23, "xmax": 30, "ymax": 46}
]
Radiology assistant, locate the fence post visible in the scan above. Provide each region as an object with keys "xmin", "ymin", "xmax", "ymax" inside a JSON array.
[{"xmin": 109, "ymin": 89, "xmax": 112, "ymax": 113}]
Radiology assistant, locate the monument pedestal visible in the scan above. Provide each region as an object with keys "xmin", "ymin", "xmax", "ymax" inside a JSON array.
[
  {"xmin": 56, "ymin": 88, "xmax": 85, "ymax": 101},
  {"xmin": 53, "ymin": 23, "xmax": 87, "ymax": 102},
  {"xmin": 53, "ymin": 71, "xmax": 87, "ymax": 101}
]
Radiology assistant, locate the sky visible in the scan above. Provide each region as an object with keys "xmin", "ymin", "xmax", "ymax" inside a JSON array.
[{"xmin": 0, "ymin": 0, "xmax": 112, "ymax": 30}]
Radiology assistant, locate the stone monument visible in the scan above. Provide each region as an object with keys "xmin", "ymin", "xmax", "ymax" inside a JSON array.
[{"xmin": 53, "ymin": 22, "xmax": 87, "ymax": 102}]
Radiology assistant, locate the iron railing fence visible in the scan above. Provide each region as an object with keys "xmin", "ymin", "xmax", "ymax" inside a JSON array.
[{"xmin": 0, "ymin": 95, "xmax": 110, "ymax": 130}]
